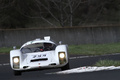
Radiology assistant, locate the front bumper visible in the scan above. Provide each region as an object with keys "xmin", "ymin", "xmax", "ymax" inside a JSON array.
[{"xmin": 13, "ymin": 62, "xmax": 68, "ymax": 71}]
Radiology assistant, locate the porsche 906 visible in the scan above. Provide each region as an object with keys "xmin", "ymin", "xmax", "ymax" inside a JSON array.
[{"xmin": 10, "ymin": 36, "xmax": 69, "ymax": 76}]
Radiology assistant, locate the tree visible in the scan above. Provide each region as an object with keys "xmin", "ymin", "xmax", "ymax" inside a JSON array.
[
  {"xmin": 0, "ymin": 0, "xmax": 120, "ymax": 29},
  {"xmin": 34, "ymin": 0, "xmax": 88, "ymax": 27},
  {"xmin": 0, "ymin": 0, "xmax": 37, "ymax": 29},
  {"xmin": 82, "ymin": 0, "xmax": 120, "ymax": 25}
]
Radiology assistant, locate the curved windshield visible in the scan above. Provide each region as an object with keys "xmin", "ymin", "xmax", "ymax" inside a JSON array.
[{"xmin": 21, "ymin": 43, "xmax": 56, "ymax": 54}]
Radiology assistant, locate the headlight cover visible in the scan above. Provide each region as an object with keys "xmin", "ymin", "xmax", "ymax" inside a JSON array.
[
  {"xmin": 58, "ymin": 52, "xmax": 67, "ymax": 64},
  {"xmin": 13, "ymin": 56, "xmax": 20, "ymax": 69}
]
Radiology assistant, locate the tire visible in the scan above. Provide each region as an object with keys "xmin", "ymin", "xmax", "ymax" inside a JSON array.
[
  {"xmin": 14, "ymin": 70, "xmax": 22, "ymax": 76},
  {"xmin": 61, "ymin": 63, "xmax": 70, "ymax": 71}
]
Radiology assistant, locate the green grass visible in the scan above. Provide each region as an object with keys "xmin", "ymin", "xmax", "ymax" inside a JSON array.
[
  {"xmin": 94, "ymin": 60, "xmax": 120, "ymax": 67},
  {"xmin": 68, "ymin": 43, "xmax": 120, "ymax": 55},
  {"xmin": 0, "ymin": 47, "xmax": 12, "ymax": 54}
]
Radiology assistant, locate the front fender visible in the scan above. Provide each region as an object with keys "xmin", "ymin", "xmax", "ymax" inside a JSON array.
[
  {"xmin": 55, "ymin": 45, "xmax": 69, "ymax": 64},
  {"xmin": 10, "ymin": 49, "xmax": 21, "ymax": 70}
]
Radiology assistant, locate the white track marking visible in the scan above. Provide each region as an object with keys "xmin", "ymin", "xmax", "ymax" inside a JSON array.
[
  {"xmin": 69, "ymin": 53, "xmax": 120, "ymax": 59},
  {"xmin": 69, "ymin": 56, "xmax": 90, "ymax": 59},
  {"xmin": 3, "ymin": 63, "xmax": 10, "ymax": 66},
  {"xmin": 0, "ymin": 63, "xmax": 10, "ymax": 66},
  {"xmin": 47, "ymin": 66, "xmax": 120, "ymax": 74}
]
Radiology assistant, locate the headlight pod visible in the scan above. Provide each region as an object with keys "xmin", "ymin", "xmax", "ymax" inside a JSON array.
[
  {"xmin": 13, "ymin": 56, "xmax": 20, "ymax": 69},
  {"xmin": 58, "ymin": 52, "xmax": 67, "ymax": 64}
]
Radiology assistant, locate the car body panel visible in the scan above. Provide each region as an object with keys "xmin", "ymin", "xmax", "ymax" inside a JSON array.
[{"xmin": 10, "ymin": 36, "xmax": 69, "ymax": 72}]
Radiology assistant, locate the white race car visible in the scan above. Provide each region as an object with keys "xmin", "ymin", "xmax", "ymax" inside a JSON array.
[{"xmin": 10, "ymin": 36, "xmax": 69, "ymax": 76}]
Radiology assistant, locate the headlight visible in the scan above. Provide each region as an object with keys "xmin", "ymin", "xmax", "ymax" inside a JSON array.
[
  {"xmin": 13, "ymin": 56, "xmax": 20, "ymax": 69},
  {"xmin": 58, "ymin": 52, "xmax": 67, "ymax": 64},
  {"xmin": 13, "ymin": 57, "xmax": 19, "ymax": 63},
  {"xmin": 59, "ymin": 52, "xmax": 65, "ymax": 58}
]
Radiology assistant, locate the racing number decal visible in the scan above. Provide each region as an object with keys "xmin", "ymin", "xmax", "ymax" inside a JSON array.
[
  {"xmin": 33, "ymin": 55, "xmax": 37, "ymax": 58},
  {"xmin": 33, "ymin": 54, "xmax": 46, "ymax": 58},
  {"xmin": 43, "ymin": 54, "xmax": 46, "ymax": 57},
  {"xmin": 38, "ymin": 55, "xmax": 41, "ymax": 57}
]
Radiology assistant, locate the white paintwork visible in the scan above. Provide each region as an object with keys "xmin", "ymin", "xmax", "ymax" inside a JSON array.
[{"xmin": 10, "ymin": 36, "xmax": 69, "ymax": 71}]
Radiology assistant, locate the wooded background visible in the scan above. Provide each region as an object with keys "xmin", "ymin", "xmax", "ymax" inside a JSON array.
[{"xmin": 0, "ymin": 0, "xmax": 120, "ymax": 29}]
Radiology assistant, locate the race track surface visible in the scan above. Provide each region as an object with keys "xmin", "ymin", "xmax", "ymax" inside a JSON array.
[{"xmin": 0, "ymin": 54, "xmax": 120, "ymax": 80}]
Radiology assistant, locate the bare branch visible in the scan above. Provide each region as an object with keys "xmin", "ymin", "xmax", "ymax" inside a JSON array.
[
  {"xmin": 35, "ymin": 0, "xmax": 60, "ymax": 23},
  {"xmin": 41, "ymin": 16, "xmax": 57, "ymax": 27}
]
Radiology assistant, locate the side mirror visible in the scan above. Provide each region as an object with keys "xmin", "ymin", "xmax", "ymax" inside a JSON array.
[
  {"xmin": 13, "ymin": 46, "xmax": 16, "ymax": 50},
  {"xmin": 59, "ymin": 41, "xmax": 62, "ymax": 45}
]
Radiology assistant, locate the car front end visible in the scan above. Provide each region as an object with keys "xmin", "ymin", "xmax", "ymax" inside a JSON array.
[{"xmin": 10, "ymin": 37, "xmax": 69, "ymax": 76}]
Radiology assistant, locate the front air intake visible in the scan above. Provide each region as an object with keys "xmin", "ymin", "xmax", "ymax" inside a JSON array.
[{"xmin": 31, "ymin": 58, "xmax": 48, "ymax": 62}]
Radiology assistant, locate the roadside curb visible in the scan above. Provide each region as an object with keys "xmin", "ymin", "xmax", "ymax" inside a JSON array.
[{"xmin": 55, "ymin": 66, "xmax": 120, "ymax": 74}]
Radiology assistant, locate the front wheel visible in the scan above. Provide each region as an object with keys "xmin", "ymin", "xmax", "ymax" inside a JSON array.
[
  {"xmin": 61, "ymin": 63, "xmax": 70, "ymax": 71},
  {"xmin": 14, "ymin": 70, "xmax": 22, "ymax": 76}
]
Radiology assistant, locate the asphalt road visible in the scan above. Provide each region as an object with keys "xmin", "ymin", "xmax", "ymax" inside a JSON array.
[{"xmin": 0, "ymin": 54, "xmax": 120, "ymax": 80}]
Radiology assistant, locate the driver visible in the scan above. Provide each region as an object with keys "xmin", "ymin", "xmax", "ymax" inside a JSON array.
[{"xmin": 44, "ymin": 43, "xmax": 52, "ymax": 51}]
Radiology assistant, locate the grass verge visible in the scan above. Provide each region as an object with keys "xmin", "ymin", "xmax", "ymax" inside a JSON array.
[
  {"xmin": 94, "ymin": 60, "xmax": 120, "ymax": 67},
  {"xmin": 68, "ymin": 43, "xmax": 120, "ymax": 55},
  {"xmin": 0, "ymin": 47, "xmax": 12, "ymax": 54}
]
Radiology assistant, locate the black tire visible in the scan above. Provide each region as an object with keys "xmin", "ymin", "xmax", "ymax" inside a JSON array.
[
  {"xmin": 61, "ymin": 63, "xmax": 70, "ymax": 71},
  {"xmin": 14, "ymin": 70, "xmax": 22, "ymax": 76}
]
